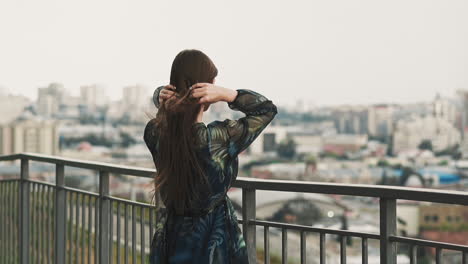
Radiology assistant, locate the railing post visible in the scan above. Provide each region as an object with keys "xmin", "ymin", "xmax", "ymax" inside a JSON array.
[
  {"xmin": 55, "ymin": 164, "xmax": 66, "ymax": 264},
  {"xmin": 19, "ymin": 158, "xmax": 30, "ymax": 264},
  {"xmin": 380, "ymin": 198, "xmax": 397, "ymax": 264},
  {"xmin": 99, "ymin": 170, "xmax": 110, "ymax": 264},
  {"xmin": 242, "ymin": 188, "xmax": 256, "ymax": 264}
]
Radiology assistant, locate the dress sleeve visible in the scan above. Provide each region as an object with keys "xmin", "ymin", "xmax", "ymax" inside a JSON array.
[
  {"xmin": 215, "ymin": 89, "xmax": 278, "ymax": 157},
  {"xmin": 143, "ymin": 119, "xmax": 158, "ymax": 157},
  {"xmin": 152, "ymin": 86, "xmax": 165, "ymax": 109}
]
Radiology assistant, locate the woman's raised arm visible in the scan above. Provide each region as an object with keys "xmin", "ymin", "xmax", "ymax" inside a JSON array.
[{"xmin": 221, "ymin": 89, "xmax": 278, "ymax": 157}]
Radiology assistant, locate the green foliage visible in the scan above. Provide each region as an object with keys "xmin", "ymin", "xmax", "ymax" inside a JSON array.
[
  {"xmin": 377, "ymin": 159, "xmax": 390, "ymax": 167},
  {"xmin": 120, "ymin": 132, "xmax": 136, "ymax": 147},
  {"xmin": 418, "ymin": 139, "xmax": 433, "ymax": 151},
  {"xmin": 276, "ymin": 136, "xmax": 297, "ymax": 160},
  {"xmin": 303, "ymin": 154, "xmax": 317, "ymax": 165},
  {"xmin": 437, "ymin": 160, "xmax": 448, "ymax": 166}
]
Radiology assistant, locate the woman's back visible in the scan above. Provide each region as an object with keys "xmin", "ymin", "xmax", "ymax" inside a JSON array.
[{"xmin": 144, "ymin": 87, "xmax": 277, "ymax": 264}]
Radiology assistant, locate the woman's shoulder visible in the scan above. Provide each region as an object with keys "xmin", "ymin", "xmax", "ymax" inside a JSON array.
[
  {"xmin": 205, "ymin": 119, "xmax": 232, "ymax": 143},
  {"xmin": 143, "ymin": 119, "xmax": 159, "ymax": 152}
]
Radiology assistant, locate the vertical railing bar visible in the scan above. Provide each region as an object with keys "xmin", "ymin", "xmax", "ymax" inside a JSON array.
[
  {"xmin": 320, "ymin": 232, "xmax": 326, "ymax": 264},
  {"xmin": 117, "ymin": 202, "xmax": 121, "ymax": 264},
  {"xmin": 281, "ymin": 228, "xmax": 287, "ymax": 264},
  {"xmin": 132, "ymin": 205, "xmax": 136, "ymax": 264},
  {"xmin": 69, "ymin": 191, "xmax": 74, "ymax": 264},
  {"xmin": 0, "ymin": 183, "xmax": 4, "ymax": 264},
  {"xmin": 40, "ymin": 184, "xmax": 45, "ymax": 264},
  {"xmin": 340, "ymin": 235, "xmax": 346, "ymax": 264},
  {"xmin": 462, "ymin": 251, "xmax": 467, "ymax": 264},
  {"xmin": 149, "ymin": 207, "xmax": 153, "ymax": 261},
  {"xmin": 15, "ymin": 182, "xmax": 19, "ymax": 263},
  {"xmin": 55, "ymin": 163, "xmax": 66, "ymax": 264},
  {"xmin": 98, "ymin": 170, "xmax": 110, "ymax": 264},
  {"xmin": 109, "ymin": 200, "xmax": 114, "ymax": 264},
  {"xmin": 362, "ymin": 237, "xmax": 368, "ymax": 264},
  {"xmin": 141, "ymin": 207, "xmax": 145, "ymax": 263},
  {"xmin": 15, "ymin": 181, "xmax": 20, "ymax": 263},
  {"xmin": 6, "ymin": 181, "xmax": 10, "ymax": 263},
  {"xmin": 380, "ymin": 198, "xmax": 397, "ymax": 264},
  {"xmin": 435, "ymin": 248, "xmax": 442, "ymax": 264},
  {"xmin": 94, "ymin": 196, "xmax": 99, "ymax": 264},
  {"xmin": 264, "ymin": 226, "xmax": 270, "ymax": 264},
  {"xmin": 300, "ymin": 231, "xmax": 306, "ymax": 264},
  {"xmin": 31, "ymin": 182, "xmax": 36, "ymax": 263},
  {"xmin": 36, "ymin": 183, "xmax": 42, "ymax": 263},
  {"xmin": 4, "ymin": 181, "xmax": 7, "ymax": 262},
  {"xmin": 409, "ymin": 244, "xmax": 417, "ymax": 264},
  {"xmin": 7, "ymin": 181, "xmax": 11, "ymax": 263},
  {"xmin": 81, "ymin": 194, "xmax": 85, "ymax": 264},
  {"xmin": 75, "ymin": 192, "xmax": 80, "ymax": 264},
  {"xmin": 14, "ymin": 181, "xmax": 18, "ymax": 263},
  {"xmin": 46, "ymin": 186, "xmax": 52, "ymax": 264},
  {"xmin": 19, "ymin": 158, "xmax": 30, "ymax": 264},
  {"xmin": 87, "ymin": 195, "xmax": 92, "ymax": 264},
  {"xmin": 242, "ymin": 188, "xmax": 256, "ymax": 264},
  {"xmin": 13, "ymin": 181, "xmax": 17, "ymax": 263},
  {"xmin": 1, "ymin": 183, "xmax": 4, "ymax": 264},
  {"xmin": 16, "ymin": 181, "xmax": 20, "ymax": 263},
  {"xmin": 124, "ymin": 203, "xmax": 129, "ymax": 264},
  {"xmin": 35, "ymin": 183, "xmax": 39, "ymax": 262}
]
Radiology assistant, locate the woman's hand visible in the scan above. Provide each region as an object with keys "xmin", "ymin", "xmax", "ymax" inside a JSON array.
[
  {"xmin": 158, "ymin": 85, "xmax": 177, "ymax": 105},
  {"xmin": 190, "ymin": 83, "xmax": 238, "ymax": 104}
]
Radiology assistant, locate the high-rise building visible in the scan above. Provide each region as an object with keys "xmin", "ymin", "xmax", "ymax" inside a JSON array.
[
  {"xmin": 392, "ymin": 115, "xmax": 460, "ymax": 154},
  {"xmin": 37, "ymin": 83, "xmax": 66, "ymax": 117},
  {"xmin": 80, "ymin": 84, "xmax": 107, "ymax": 110},
  {"xmin": 122, "ymin": 84, "xmax": 149, "ymax": 108},
  {"xmin": 121, "ymin": 85, "xmax": 152, "ymax": 123},
  {"xmin": 455, "ymin": 89, "xmax": 468, "ymax": 139},
  {"xmin": 331, "ymin": 106, "xmax": 368, "ymax": 135},
  {"xmin": 0, "ymin": 118, "xmax": 59, "ymax": 156},
  {"xmin": 433, "ymin": 93, "xmax": 456, "ymax": 124},
  {"xmin": 0, "ymin": 91, "xmax": 31, "ymax": 125},
  {"xmin": 367, "ymin": 105, "xmax": 394, "ymax": 138}
]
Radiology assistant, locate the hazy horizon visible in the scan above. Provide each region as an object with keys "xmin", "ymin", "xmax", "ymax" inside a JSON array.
[{"xmin": 1, "ymin": 0, "xmax": 466, "ymax": 107}]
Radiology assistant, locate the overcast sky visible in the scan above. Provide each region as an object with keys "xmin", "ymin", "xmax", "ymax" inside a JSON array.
[{"xmin": 0, "ymin": 0, "xmax": 467, "ymax": 107}]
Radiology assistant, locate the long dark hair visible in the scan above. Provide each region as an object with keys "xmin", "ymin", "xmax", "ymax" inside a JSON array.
[{"xmin": 149, "ymin": 49, "xmax": 218, "ymax": 214}]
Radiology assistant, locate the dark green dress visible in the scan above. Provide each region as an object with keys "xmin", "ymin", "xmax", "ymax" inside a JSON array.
[{"xmin": 144, "ymin": 87, "xmax": 277, "ymax": 264}]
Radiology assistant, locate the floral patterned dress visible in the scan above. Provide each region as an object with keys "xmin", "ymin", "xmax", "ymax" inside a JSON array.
[{"xmin": 144, "ymin": 87, "xmax": 277, "ymax": 264}]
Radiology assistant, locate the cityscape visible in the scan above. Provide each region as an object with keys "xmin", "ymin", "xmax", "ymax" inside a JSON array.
[{"xmin": 0, "ymin": 82, "xmax": 466, "ymax": 263}]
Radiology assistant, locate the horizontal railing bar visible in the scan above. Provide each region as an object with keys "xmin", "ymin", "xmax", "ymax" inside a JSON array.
[
  {"xmin": 0, "ymin": 179, "xmax": 20, "ymax": 183},
  {"xmin": 0, "ymin": 153, "xmax": 155, "ymax": 178},
  {"xmin": 23, "ymin": 180, "xmax": 158, "ymax": 209},
  {"xmin": 390, "ymin": 236, "xmax": 468, "ymax": 252},
  {"xmin": 25, "ymin": 179, "xmax": 101, "ymax": 197},
  {"xmin": 232, "ymin": 178, "xmax": 468, "ymax": 206},
  {"xmin": 0, "ymin": 153, "xmax": 22, "ymax": 161},
  {"xmin": 251, "ymin": 220, "xmax": 381, "ymax": 239},
  {"xmin": 8, "ymin": 179, "xmax": 156, "ymax": 210},
  {"xmin": 2, "ymin": 153, "xmax": 468, "ymax": 206},
  {"xmin": 109, "ymin": 196, "xmax": 156, "ymax": 209}
]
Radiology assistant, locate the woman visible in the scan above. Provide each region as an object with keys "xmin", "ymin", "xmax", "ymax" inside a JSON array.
[{"xmin": 144, "ymin": 49, "xmax": 277, "ymax": 264}]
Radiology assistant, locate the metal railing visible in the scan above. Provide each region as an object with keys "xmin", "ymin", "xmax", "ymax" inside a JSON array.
[{"xmin": 0, "ymin": 152, "xmax": 467, "ymax": 264}]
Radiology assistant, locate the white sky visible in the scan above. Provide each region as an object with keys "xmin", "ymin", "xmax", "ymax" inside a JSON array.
[{"xmin": 0, "ymin": 0, "xmax": 467, "ymax": 107}]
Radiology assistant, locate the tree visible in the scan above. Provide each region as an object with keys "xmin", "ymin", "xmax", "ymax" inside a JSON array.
[
  {"xmin": 276, "ymin": 136, "xmax": 297, "ymax": 159},
  {"xmin": 377, "ymin": 159, "xmax": 390, "ymax": 167},
  {"xmin": 418, "ymin": 139, "xmax": 433, "ymax": 151}
]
